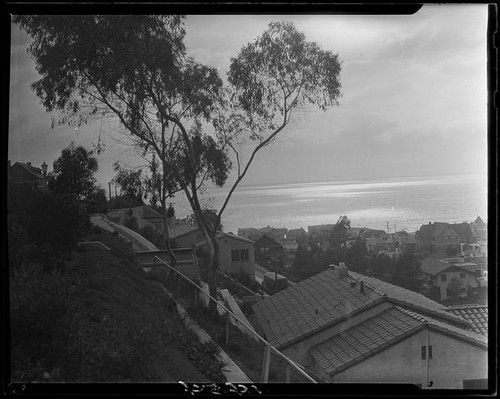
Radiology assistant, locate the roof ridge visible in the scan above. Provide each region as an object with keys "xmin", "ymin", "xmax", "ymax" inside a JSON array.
[
  {"xmin": 348, "ymin": 272, "xmax": 387, "ymax": 298},
  {"xmin": 394, "ymin": 306, "xmax": 428, "ymax": 324}
]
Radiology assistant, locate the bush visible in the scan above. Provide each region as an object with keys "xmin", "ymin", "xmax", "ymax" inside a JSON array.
[{"xmin": 12, "ymin": 191, "xmax": 89, "ymax": 264}]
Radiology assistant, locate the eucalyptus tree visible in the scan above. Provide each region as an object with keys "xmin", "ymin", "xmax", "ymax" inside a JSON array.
[{"xmin": 15, "ymin": 15, "xmax": 342, "ymax": 311}]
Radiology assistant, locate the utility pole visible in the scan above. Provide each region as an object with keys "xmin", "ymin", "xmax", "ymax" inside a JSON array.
[{"xmin": 108, "ymin": 181, "xmax": 112, "ymax": 201}]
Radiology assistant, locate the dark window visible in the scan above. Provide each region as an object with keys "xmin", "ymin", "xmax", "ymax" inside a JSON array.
[
  {"xmin": 428, "ymin": 345, "xmax": 433, "ymax": 359},
  {"xmin": 460, "ymin": 272, "xmax": 466, "ymax": 279},
  {"xmin": 240, "ymin": 249, "xmax": 249, "ymax": 261},
  {"xmin": 421, "ymin": 346, "xmax": 426, "ymax": 360},
  {"xmin": 231, "ymin": 250, "xmax": 240, "ymax": 261},
  {"xmin": 441, "ymin": 274, "xmax": 447, "ymax": 282}
]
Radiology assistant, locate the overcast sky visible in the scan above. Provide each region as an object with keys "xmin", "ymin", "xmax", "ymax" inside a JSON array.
[{"xmin": 9, "ymin": 5, "xmax": 488, "ymax": 190}]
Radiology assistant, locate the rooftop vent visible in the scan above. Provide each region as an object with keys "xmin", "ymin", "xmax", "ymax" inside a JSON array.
[
  {"xmin": 360, "ymin": 281, "xmax": 365, "ymax": 295},
  {"xmin": 338, "ymin": 262, "xmax": 348, "ymax": 278}
]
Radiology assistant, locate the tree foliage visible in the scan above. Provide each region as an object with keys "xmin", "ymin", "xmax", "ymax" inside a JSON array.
[
  {"xmin": 48, "ymin": 142, "xmax": 98, "ymax": 202},
  {"xmin": 16, "ymin": 16, "xmax": 342, "ymax": 311}
]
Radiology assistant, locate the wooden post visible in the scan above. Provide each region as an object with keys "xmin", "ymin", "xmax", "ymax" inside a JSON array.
[{"xmin": 261, "ymin": 343, "xmax": 271, "ymax": 382}]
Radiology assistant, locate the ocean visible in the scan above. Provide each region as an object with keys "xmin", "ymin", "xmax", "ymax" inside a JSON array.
[{"xmin": 197, "ymin": 173, "xmax": 488, "ymax": 234}]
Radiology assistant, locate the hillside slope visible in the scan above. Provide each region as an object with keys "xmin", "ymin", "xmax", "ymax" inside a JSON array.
[{"xmin": 10, "ymin": 228, "xmax": 217, "ymax": 382}]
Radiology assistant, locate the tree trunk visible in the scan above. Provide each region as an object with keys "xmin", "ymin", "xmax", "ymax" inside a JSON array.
[
  {"xmin": 204, "ymin": 232, "xmax": 220, "ymax": 314},
  {"xmin": 161, "ymin": 198, "xmax": 176, "ymax": 267}
]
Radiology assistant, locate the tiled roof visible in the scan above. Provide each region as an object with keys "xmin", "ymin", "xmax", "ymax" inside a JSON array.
[
  {"xmin": 13, "ymin": 162, "xmax": 45, "ymax": 180},
  {"xmin": 310, "ymin": 306, "xmax": 487, "ymax": 376},
  {"xmin": 419, "ymin": 257, "xmax": 450, "ymax": 276},
  {"xmin": 252, "ymin": 268, "xmax": 385, "ymax": 349},
  {"xmin": 446, "ymin": 305, "xmax": 488, "ymax": 335},
  {"xmin": 348, "ymin": 271, "xmax": 469, "ymax": 327},
  {"xmin": 310, "ymin": 307, "xmax": 424, "ymax": 375}
]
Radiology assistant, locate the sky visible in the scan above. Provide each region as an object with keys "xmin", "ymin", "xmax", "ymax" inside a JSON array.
[{"xmin": 9, "ymin": 5, "xmax": 488, "ymax": 192}]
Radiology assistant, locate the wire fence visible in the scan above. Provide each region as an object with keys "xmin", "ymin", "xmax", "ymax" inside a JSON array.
[{"xmin": 149, "ymin": 255, "xmax": 319, "ymax": 383}]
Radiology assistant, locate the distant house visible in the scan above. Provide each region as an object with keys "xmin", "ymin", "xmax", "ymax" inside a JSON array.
[
  {"xmin": 237, "ymin": 227, "xmax": 260, "ymax": 240},
  {"xmin": 469, "ymin": 216, "xmax": 487, "ymax": 241},
  {"xmin": 252, "ymin": 265, "xmax": 487, "ymax": 388},
  {"xmin": 171, "ymin": 227, "xmax": 256, "ymax": 280},
  {"xmin": 286, "ymin": 228, "xmax": 307, "ymax": 241},
  {"xmin": 254, "ymin": 234, "xmax": 284, "ymax": 265},
  {"xmin": 418, "ymin": 258, "xmax": 480, "ymax": 301},
  {"xmin": 416, "ymin": 222, "xmax": 474, "ymax": 253},
  {"xmin": 107, "ymin": 205, "xmax": 166, "ymax": 232},
  {"xmin": 259, "ymin": 226, "xmax": 288, "ymax": 241}
]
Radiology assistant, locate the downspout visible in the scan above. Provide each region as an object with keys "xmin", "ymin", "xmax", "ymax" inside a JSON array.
[{"xmin": 426, "ymin": 327, "xmax": 431, "ymax": 388}]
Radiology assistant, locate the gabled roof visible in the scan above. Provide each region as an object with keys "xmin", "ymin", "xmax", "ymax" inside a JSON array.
[
  {"xmin": 348, "ymin": 271, "xmax": 469, "ymax": 327},
  {"xmin": 450, "ymin": 223, "xmax": 474, "ymax": 243},
  {"xmin": 310, "ymin": 305, "xmax": 487, "ymax": 376},
  {"xmin": 417, "ymin": 222, "xmax": 449, "ymax": 239},
  {"xmin": 447, "ymin": 305, "xmax": 488, "ymax": 335},
  {"xmin": 420, "ymin": 257, "xmax": 454, "ymax": 276},
  {"xmin": 252, "ymin": 268, "xmax": 385, "ymax": 349},
  {"xmin": 255, "ymin": 234, "xmax": 283, "ymax": 248},
  {"xmin": 310, "ymin": 307, "xmax": 424, "ymax": 375},
  {"xmin": 11, "ymin": 162, "xmax": 45, "ymax": 180},
  {"xmin": 473, "ymin": 216, "xmax": 485, "ymax": 225}
]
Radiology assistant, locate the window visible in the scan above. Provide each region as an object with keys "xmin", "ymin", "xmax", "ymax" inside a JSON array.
[
  {"xmin": 460, "ymin": 272, "xmax": 466, "ymax": 279},
  {"xmin": 421, "ymin": 346, "xmax": 426, "ymax": 360},
  {"xmin": 232, "ymin": 249, "xmax": 249, "ymax": 262},
  {"xmin": 240, "ymin": 249, "xmax": 249, "ymax": 261},
  {"xmin": 428, "ymin": 345, "xmax": 433, "ymax": 359},
  {"xmin": 440, "ymin": 274, "xmax": 447, "ymax": 282},
  {"xmin": 231, "ymin": 250, "xmax": 240, "ymax": 261}
]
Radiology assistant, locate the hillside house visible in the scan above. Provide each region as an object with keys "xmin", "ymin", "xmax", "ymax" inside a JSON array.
[
  {"xmin": 418, "ymin": 258, "xmax": 480, "ymax": 301},
  {"xmin": 254, "ymin": 234, "xmax": 284, "ymax": 265},
  {"xmin": 8, "ymin": 161, "xmax": 48, "ymax": 192},
  {"xmin": 107, "ymin": 205, "xmax": 167, "ymax": 232},
  {"xmin": 171, "ymin": 227, "xmax": 256, "ymax": 281},
  {"xmin": 252, "ymin": 265, "xmax": 487, "ymax": 388}
]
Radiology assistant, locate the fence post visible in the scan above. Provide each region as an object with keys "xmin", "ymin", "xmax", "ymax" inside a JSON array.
[{"xmin": 261, "ymin": 343, "xmax": 271, "ymax": 382}]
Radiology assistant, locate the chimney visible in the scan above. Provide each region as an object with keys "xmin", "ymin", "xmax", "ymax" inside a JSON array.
[
  {"xmin": 338, "ymin": 262, "xmax": 348, "ymax": 278},
  {"xmin": 27, "ymin": 162, "xmax": 32, "ymax": 166},
  {"xmin": 360, "ymin": 281, "xmax": 365, "ymax": 295},
  {"xmin": 41, "ymin": 161, "xmax": 48, "ymax": 176}
]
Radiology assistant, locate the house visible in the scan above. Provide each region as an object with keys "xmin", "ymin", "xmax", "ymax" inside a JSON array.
[
  {"xmin": 171, "ymin": 227, "xmax": 256, "ymax": 281},
  {"xmin": 469, "ymin": 216, "xmax": 487, "ymax": 241},
  {"xmin": 252, "ymin": 265, "xmax": 487, "ymax": 388},
  {"xmin": 107, "ymin": 205, "xmax": 167, "ymax": 232},
  {"xmin": 238, "ymin": 227, "xmax": 260, "ymax": 240},
  {"xmin": 416, "ymin": 222, "xmax": 474, "ymax": 253},
  {"xmin": 8, "ymin": 160, "xmax": 49, "ymax": 192},
  {"xmin": 259, "ymin": 226, "xmax": 288, "ymax": 241},
  {"xmin": 286, "ymin": 227, "xmax": 307, "ymax": 241},
  {"xmin": 461, "ymin": 241, "xmax": 487, "ymax": 258},
  {"xmin": 418, "ymin": 258, "xmax": 480, "ymax": 301},
  {"xmin": 254, "ymin": 234, "xmax": 284, "ymax": 265},
  {"xmin": 278, "ymin": 240, "xmax": 299, "ymax": 265}
]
